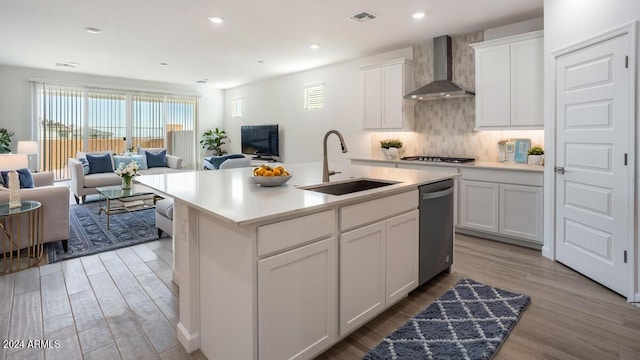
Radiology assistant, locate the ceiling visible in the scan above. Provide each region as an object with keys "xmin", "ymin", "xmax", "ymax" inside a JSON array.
[{"xmin": 0, "ymin": 0, "xmax": 542, "ymax": 89}]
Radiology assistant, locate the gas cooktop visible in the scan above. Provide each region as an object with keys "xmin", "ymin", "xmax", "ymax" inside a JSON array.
[{"xmin": 401, "ymin": 156, "xmax": 475, "ymax": 164}]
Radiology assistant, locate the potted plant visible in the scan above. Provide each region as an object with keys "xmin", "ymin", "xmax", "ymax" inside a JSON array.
[
  {"xmin": 380, "ymin": 138, "xmax": 403, "ymax": 160},
  {"xmin": 527, "ymin": 146, "xmax": 544, "ymax": 165},
  {"xmin": 0, "ymin": 128, "xmax": 14, "ymax": 154},
  {"xmin": 200, "ymin": 128, "xmax": 228, "ymax": 156}
]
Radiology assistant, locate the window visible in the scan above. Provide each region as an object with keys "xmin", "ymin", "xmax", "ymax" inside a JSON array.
[
  {"xmin": 33, "ymin": 82, "xmax": 198, "ymax": 179},
  {"xmin": 231, "ymin": 98, "xmax": 243, "ymax": 117},
  {"xmin": 304, "ymin": 82, "xmax": 324, "ymax": 111}
]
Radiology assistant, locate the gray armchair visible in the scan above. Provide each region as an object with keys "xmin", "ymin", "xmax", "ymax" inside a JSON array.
[{"xmin": 0, "ymin": 171, "xmax": 70, "ymax": 251}]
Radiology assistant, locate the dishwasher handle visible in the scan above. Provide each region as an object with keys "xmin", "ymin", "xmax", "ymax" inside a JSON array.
[{"xmin": 422, "ymin": 186, "xmax": 454, "ymax": 200}]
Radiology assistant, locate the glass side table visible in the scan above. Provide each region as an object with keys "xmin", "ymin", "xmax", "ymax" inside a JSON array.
[{"xmin": 0, "ymin": 201, "xmax": 44, "ymax": 273}]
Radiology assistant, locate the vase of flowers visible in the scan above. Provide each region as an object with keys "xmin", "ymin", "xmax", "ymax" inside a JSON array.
[{"xmin": 115, "ymin": 160, "xmax": 139, "ymax": 190}]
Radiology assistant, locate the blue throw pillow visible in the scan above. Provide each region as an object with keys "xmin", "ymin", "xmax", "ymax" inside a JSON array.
[
  {"xmin": 1, "ymin": 168, "xmax": 35, "ymax": 189},
  {"xmin": 131, "ymin": 154, "xmax": 148, "ymax": 170},
  {"xmin": 146, "ymin": 150, "xmax": 167, "ymax": 168},
  {"xmin": 78, "ymin": 157, "xmax": 90, "ymax": 175},
  {"xmin": 113, "ymin": 155, "xmax": 131, "ymax": 170},
  {"xmin": 205, "ymin": 154, "xmax": 245, "ymax": 170},
  {"xmin": 86, "ymin": 153, "xmax": 113, "ymax": 174}
]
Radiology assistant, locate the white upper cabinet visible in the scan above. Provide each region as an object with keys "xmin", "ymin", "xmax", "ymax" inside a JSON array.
[
  {"xmin": 361, "ymin": 58, "xmax": 414, "ymax": 130},
  {"xmin": 470, "ymin": 31, "xmax": 544, "ymax": 130}
]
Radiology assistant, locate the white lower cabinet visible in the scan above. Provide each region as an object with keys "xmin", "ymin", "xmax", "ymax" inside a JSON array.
[
  {"xmin": 339, "ymin": 222, "xmax": 386, "ymax": 336},
  {"xmin": 499, "ymin": 184, "xmax": 543, "ymax": 242},
  {"xmin": 459, "ymin": 177, "xmax": 543, "ymax": 244},
  {"xmin": 339, "ymin": 210, "xmax": 419, "ymax": 337},
  {"xmin": 258, "ymin": 237, "xmax": 337, "ymax": 360},
  {"xmin": 459, "ymin": 180, "xmax": 499, "ymax": 233},
  {"xmin": 385, "ymin": 210, "xmax": 419, "ymax": 304}
]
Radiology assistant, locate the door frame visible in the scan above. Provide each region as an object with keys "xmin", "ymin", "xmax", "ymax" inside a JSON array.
[{"xmin": 544, "ymin": 22, "xmax": 637, "ymax": 301}]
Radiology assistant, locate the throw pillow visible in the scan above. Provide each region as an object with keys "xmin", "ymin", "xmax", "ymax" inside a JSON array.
[
  {"xmin": 86, "ymin": 153, "xmax": 114, "ymax": 174},
  {"xmin": 113, "ymin": 155, "xmax": 132, "ymax": 170},
  {"xmin": 78, "ymin": 157, "xmax": 90, "ymax": 175},
  {"xmin": 146, "ymin": 150, "xmax": 168, "ymax": 168},
  {"xmin": 1, "ymin": 168, "xmax": 35, "ymax": 189},
  {"xmin": 205, "ymin": 154, "xmax": 245, "ymax": 170},
  {"xmin": 131, "ymin": 154, "xmax": 148, "ymax": 170}
]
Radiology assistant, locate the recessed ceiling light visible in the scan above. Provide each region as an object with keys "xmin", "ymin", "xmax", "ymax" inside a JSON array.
[
  {"xmin": 86, "ymin": 27, "xmax": 102, "ymax": 34},
  {"xmin": 160, "ymin": 62, "xmax": 169, "ymax": 66},
  {"xmin": 196, "ymin": 78, "xmax": 209, "ymax": 84},
  {"xmin": 208, "ymin": 16, "xmax": 223, "ymax": 24},
  {"xmin": 412, "ymin": 12, "xmax": 425, "ymax": 20},
  {"xmin": 257, "ymin": 60, "xmax": 264, "ymax": 64},
  {"xmin": 310, "ymin": 44, "xmax": 320, "ymax": 50}
]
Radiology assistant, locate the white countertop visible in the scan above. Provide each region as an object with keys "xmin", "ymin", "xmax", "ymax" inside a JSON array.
[
  {"xmin": 135, "ymin": 162, "xmax": 458, "ymax": 226},
  {"xmin": 350, "ymin": 157, "xmax": 545, "ymax": 172}
]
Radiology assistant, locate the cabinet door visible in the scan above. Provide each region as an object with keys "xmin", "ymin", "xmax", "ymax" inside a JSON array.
[
  {"xmin": 363, "ymin": 68, "xmax": 382, "ymax": 129},
  {"xmin": 385, "ymin": 210, "xmax": 419, "ymax": 306},
  {"xmin": 511, "ymin": 37, "xmax": 544, "ymax": 127},
  {"xmin": 258, "ymin": 237, "xmax": 337, "ymax": 360},
  {"xmin": 499, "ymin": 184, "xmax": 543, "ymax": 242},
  {"xmin": 339, "ymin": 222, "xmax": 386, "ymax": 336},
  {"xmin": 382, "ymin": 63, "xmax": 403, "ymax": 129},
  {"xmin": 459, "ymin": 180, "xmax": 499, "ymax": 233},
  {"xmin": 475, "ymin": 44, "xmax": 511, "ymax": 128}
]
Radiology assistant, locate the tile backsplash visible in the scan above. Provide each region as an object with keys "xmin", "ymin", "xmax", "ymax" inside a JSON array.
[{"xmin": 371, "ymin": 31, "xmax": 544, "ymax": 162}]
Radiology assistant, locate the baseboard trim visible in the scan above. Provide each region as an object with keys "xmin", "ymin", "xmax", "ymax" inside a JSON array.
[
  {"xmin": 455, "ymin": 227, "xmax": 543, "ymax": 250},
  {"xmin": 541, "ymin": 245, "xmax": 552, "ymax": 259},
  {"xmin": 172, "ymin": 270, "xmax": 180, "ymax": 286},
  {"xmin": 177, "ymin": 322, "xmax": 200, "ymax": 353}
]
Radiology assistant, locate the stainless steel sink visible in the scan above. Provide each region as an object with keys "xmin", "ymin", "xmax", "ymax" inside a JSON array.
[{"xmin": 301, "ymin": 179, "xmax": 399, "ymax": 196}]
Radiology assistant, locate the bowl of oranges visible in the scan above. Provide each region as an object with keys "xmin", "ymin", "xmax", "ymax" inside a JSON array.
[{"xmin": 250, "ymin": 165, "xmax": 292, "ymax": 187}]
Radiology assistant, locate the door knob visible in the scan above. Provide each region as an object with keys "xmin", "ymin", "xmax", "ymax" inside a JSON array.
[{"xmin": 554, "ymin": 166, "xmax": 565, "ymax": 174}]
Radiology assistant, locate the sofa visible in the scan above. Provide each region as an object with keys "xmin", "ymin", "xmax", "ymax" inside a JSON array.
[
  {"xmin": 0, "ymin": 171, "xmax": 70, "ymax": 251},
  {"xmin": 69, "ymin": 148, "xmax": 183, "ymax": 204}
]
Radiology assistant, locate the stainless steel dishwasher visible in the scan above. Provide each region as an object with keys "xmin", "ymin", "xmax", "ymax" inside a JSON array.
[{"xmin": 418, "ymin": 179, "xmax": 454, "ymax": 286}]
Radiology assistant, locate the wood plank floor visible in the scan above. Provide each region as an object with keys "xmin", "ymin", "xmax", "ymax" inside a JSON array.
[
  {"xmin": 2, "ymin": 231, "xmax": 639, "ymax": 359},
  {"xmin": 318, "ymin": 233, "xmax": 640, "ymax": 360}
]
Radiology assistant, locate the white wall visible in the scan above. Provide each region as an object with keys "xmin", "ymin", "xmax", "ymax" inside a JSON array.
[
  {"xmin": 223, "ymin": 48, "xmax": 413, "ymax": 165},
  {"xmin": 543, "ymin": 0, "xmax": 640, "ymax": 300},
  {"xmin": 0, "ymin": 64, "xmax": 224, "ymax": 153}
]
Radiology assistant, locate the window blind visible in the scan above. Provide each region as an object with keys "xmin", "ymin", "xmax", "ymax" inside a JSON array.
[{"xmin": 304, "ymin": 82, "xmax": 324, "ymax": 111}]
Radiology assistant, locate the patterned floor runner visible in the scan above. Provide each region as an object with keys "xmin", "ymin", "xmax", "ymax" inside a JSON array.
[
  {"xmin": 364, "ymin": 278, "xmax": 530, "ymax": 360},
  {"xmin": 46, "ymin": 201, "xmax": 169, "ymax": 263}
]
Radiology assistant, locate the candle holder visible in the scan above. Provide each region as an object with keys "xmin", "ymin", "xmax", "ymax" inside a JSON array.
[{"xmin": 8, "ymin": 170, "xmax": 21, "ymax": 209}]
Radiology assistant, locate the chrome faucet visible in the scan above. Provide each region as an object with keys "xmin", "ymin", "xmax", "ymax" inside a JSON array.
[{"xmin": 323, "ymin": 130, "xmax": 348, "ymax": 182}]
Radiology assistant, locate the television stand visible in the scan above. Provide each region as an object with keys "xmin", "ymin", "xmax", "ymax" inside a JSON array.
[{"xmin": 251, "ymin": 156, "xmax": 278, "ymax": 163}]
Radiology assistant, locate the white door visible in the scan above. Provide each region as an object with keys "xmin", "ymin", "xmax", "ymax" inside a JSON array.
[
  {"xmin": 555, "ymin": 33, "xmax": 632, "ymax": 295},
  {"xmin": 499, "ymin": 184, "xmax": 543, "ymax": 243}
]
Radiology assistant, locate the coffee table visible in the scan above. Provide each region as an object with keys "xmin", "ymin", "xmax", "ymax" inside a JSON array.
[{"xmin": 96, "ymin": 185, "xmax": 162, "ymax": 229}]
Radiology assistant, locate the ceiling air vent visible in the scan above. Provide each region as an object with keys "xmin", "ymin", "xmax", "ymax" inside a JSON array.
[
  {"xmin": 350, "ymin": 11, "xmax": 377, "ymax": 23},
  {"xmin": 55, "ymin": 62, "xmax": 77, "ymax": 68}
]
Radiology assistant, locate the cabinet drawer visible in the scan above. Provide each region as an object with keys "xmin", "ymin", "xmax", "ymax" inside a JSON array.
[
  {"xmin": 461, "ymin": 168, "xmax": 543, "ymax": 186},
  {"xmin": 258, "ymin": 210, "xmax": 335, "ymax": 257},
  {"xmin": 340, "ymin": 190, "xmax": 418, "ymax": 231}
]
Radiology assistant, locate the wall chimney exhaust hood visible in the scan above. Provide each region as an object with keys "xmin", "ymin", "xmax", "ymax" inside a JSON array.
[{"xmin": 405, "ymin": 35, "xmax": 474, "ymax": 100}]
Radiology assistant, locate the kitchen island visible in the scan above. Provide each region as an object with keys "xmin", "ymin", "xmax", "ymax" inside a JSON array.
[{"xmin": 136, "ymin": 162, "xmax": 458, "ymax": 360}]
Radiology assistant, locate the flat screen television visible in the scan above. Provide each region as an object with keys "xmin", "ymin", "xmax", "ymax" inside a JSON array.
[{"xmin": 241, "ymin": 125, "xmax": 280, "ymax": 160}]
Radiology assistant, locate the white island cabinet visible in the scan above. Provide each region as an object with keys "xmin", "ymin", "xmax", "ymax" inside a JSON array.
[{"xmin": 135, "ymin": 163, "xmax": 458, "ymax": 360}]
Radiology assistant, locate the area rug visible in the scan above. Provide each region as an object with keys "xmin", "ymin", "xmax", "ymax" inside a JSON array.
[
  {"xmin": 364, "ymin": 278, "xmax": 530, "ymax": 360},
  {"xmin": 46, "ymin": 201, "xmax": 168, "ymax": 263}
]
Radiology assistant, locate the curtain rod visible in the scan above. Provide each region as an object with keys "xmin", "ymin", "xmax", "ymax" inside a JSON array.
[{"xmin": 28, "ymin": 77, "xmax": 202, "ymax": 97}]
